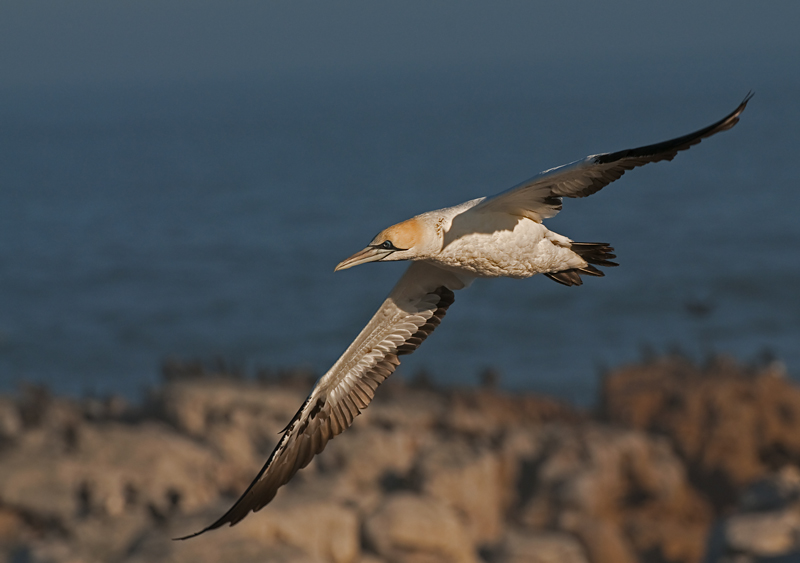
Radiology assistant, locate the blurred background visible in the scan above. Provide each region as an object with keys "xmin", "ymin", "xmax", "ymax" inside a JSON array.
[
  {"xmin": 3, "ymin": 4, "xmax": 800, "ymax": 563},
  {"xmin": 0, "ymin": 0, "xmax": 798, "ymax": 405}
]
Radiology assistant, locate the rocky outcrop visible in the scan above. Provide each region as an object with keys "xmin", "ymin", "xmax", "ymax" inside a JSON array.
[
  {"xmin": 512, "ymin": 423, "xmax": 711, "ymax": 563},
  {"xmin": 364, "ymin": 493, "xmax": 481, "ymax": 563},
  {"xmin": 495, "ymin": 529, "xmax": 589, "ymax": 563},
  {"xmin": 0, "ymin": 355, "xmax": 798, "ymax": 563},
  {"xmin": 705, "ymin": 466, "xmax": 800, "ymax": 562},
  {"xmin": 601, "ymin": 355, "xmax": 798, "ymax": 510}
]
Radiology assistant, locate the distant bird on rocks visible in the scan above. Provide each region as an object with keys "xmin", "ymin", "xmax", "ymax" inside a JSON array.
[{"xmin": 179, "ymin": 94, "xmax": 751, "ymax": 539}]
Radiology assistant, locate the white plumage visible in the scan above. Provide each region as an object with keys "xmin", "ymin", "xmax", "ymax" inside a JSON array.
[{"xmin": 178, "ymin": 94, "xmax": 751, "ymax": 539}]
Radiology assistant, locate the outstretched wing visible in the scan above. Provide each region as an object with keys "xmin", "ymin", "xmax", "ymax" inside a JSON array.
[
  {"xmin": 475, "ymin": 94, "xmax": 752, "ymax": 222},
  {"xmin": 177, "ymin": 262, "xmax": 472, "ymax": 539}
]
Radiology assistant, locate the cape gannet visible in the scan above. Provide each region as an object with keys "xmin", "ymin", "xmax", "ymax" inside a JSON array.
[{"xmin": 179, "ymin": 94, "xmax": 751, "ymax": 539}]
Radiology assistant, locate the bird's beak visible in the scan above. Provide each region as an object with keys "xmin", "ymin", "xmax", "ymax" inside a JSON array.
[{"xmin": 334, "ymin": 247, "xmax": 392, "ymax": 271}]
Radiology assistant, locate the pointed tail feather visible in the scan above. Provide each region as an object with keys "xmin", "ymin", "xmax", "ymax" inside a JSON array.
[{"xmin": 545, "ymin": 242, "xmax": 618, "ymax": 287}]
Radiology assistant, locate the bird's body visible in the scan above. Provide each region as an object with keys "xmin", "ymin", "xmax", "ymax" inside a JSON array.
[
  {"xmin": 179, "ymin": 95, "xmax": 751, "ymax": 539},
  {"xmin": 344, "ymin": 198, "xmax": 609, "ymax": 282},
  {"xmin": 403, "ymin": 200, "xmax": 587, "ymax": 278}
]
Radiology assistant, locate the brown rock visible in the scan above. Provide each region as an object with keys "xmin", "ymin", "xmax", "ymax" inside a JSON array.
[
  {"xmin": 66, "ymin": 512, "xmax": 152, "ymax": 563},
  {"xmin": 126, "ymin": 535, "xmax": 322, "ymax": 563},
  {"xmin": 701, "ymin": 467, "xmax": 800, "ymax": 561},
  {"xmin": 139, "ymin": 494, "xmax": 359, "ymax": 563},
  {"xmin": 307, "ymin": 425, "xmax": 422, "ymax": 515},
  {"xmin": 152, "ymin": 379, "xmax": 305, "ymax": 441},
  {"xmin": 725, "ymin": 509, "xmax": 800, "ymax": 557},
  {"xmin": 499, "ymin": 528, "xmax": 589, "ymax": 563},
  {"xmin": 316, "ymin": 426, "xmax": 419, "ymax": 488},
  {"xmin": 516, "ymin": 423, "xmax": 711, "ymax": 563},
  {"xmin": 417, "ymin": 439, "xmax": 507, "ymax": 544},
  {"xmin": 151, "ymin": 379, "xmax": 313, "ymax": 490},
  {"xmin": 568, "ymin": 518, "xmax": 637, "ymax": 563},
  {"xmin": 0, "ymin": 420, "xmax": 225, "ymax": 528},
  {"xmin": 362, "ymin": 387, "xmax": 446, "ymax": 433},
  {"xmin": 0, "ymin": 505, "xmax": 26, "ymax": 545},
  {"xmin": 602, "ymin": 356, "xmax": 800, "ymax": 509},
  {"xmin": 0, "ymin": 397, "xmax": 22, "ymax": 441},
  {"xmin": 250, "ymin": 497, "xmax": 361, "ymax": 563},
  {"xmin": 443, "ymin": 388, "xmax": 581, "ymax": 438},
  {"xmin": 364, "ymin": 493, "xmax": 479, "ymax": 563}
]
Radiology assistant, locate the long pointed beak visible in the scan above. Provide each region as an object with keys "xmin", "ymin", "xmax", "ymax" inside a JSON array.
[{"xmin": 334, "ymin": 247, "xmax": 392, "ymax": 271}]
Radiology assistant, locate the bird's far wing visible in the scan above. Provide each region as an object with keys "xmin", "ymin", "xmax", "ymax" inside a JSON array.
[
  {"xmin": 475, "ymin": 94, "xmax": 752, "ymax": 222},
  {"xmin": 177, "ymin": 261, "xmax": 471, "ymax": 539}
]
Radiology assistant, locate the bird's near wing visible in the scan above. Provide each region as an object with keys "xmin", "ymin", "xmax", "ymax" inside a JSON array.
[
  {"xmin": 177, "ymin": 262, "xmax": 471, "ymax": 539},
  {"xmin": 475, "ymin": 93, "xmax": 752, "ymax": 222}
]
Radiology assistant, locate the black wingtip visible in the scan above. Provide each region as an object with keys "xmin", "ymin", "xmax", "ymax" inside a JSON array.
[
  {"xmin": 735, "ymin": 91, "xmax": 754, "ymax": 114},
  {"xmin": 172, "ymin": 522, "xmax": 219, "ymax": 541},
  {"xmin": 719, "ymin": 92, "xmax": 753, "ymax": 131},
  {"xmin": 172, "ymin": 513, "xmax": 236, "ymax": 540},
  {"xmin": 173, "ymin": 530, "xmax": 204, "ymax": 541}
]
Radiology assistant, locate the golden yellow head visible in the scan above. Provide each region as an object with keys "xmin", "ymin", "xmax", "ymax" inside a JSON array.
[
  {"xmin": 334, "ymin": 218, "xmax": 424, "ymax": 272},
  {"xmin": 372, "ymin": 218, "xmax": 423, "ymax": 250}
]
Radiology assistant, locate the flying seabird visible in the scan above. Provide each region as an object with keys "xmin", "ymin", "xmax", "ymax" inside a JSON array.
[{"xmin": 179, "ymin": 94, "xmax": 751, "ymax": 539}]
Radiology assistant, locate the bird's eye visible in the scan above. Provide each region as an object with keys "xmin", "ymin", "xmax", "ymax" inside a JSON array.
[{"xmin": 380, "ymin": 240, "xmax": 394, "ymax": 250}]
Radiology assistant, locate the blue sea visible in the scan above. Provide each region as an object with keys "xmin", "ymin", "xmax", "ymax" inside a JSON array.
[{"xmin": 0, "ymin": 66, "xmax": 797, "ymax": 405}]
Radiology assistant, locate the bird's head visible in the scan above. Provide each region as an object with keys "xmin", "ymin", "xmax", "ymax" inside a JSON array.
[{"xmin": 335, "ymin": 218, "xmax": 428, "ymax": 271}]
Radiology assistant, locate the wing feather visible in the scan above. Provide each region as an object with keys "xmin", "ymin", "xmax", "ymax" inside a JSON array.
[
  {"xmin": 177, "ymin": 262, "xmax": 470, "ymax": 539},
  {"xmin": 475, "ymin": 94, "xmax": 752, "ymax": 221}
]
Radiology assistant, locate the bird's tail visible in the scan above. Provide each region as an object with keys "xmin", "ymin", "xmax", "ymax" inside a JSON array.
[{"xmin": 545, "ymin": 242, "xmax": 619, "ymax": 287}]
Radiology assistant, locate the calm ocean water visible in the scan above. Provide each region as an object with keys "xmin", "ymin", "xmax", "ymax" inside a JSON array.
[{"xmin": 0, "ymin": 67, "xmax": 797, "ymax": 405}]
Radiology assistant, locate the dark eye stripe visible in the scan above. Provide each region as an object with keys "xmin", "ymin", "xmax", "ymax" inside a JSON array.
[{"xmin": 371, "ymin": 240, "xmax": 406, "ymax": 251}]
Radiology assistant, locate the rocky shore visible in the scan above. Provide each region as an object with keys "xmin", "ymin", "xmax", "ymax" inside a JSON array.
[{"xmin": 1, "ymin": 355, "xmax": 799, "ymax": 563}]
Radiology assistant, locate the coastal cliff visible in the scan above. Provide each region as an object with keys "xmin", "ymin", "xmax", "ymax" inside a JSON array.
[{"xmin": 0, "ymin": 355, "xmax": 796, "ymax": 563}]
